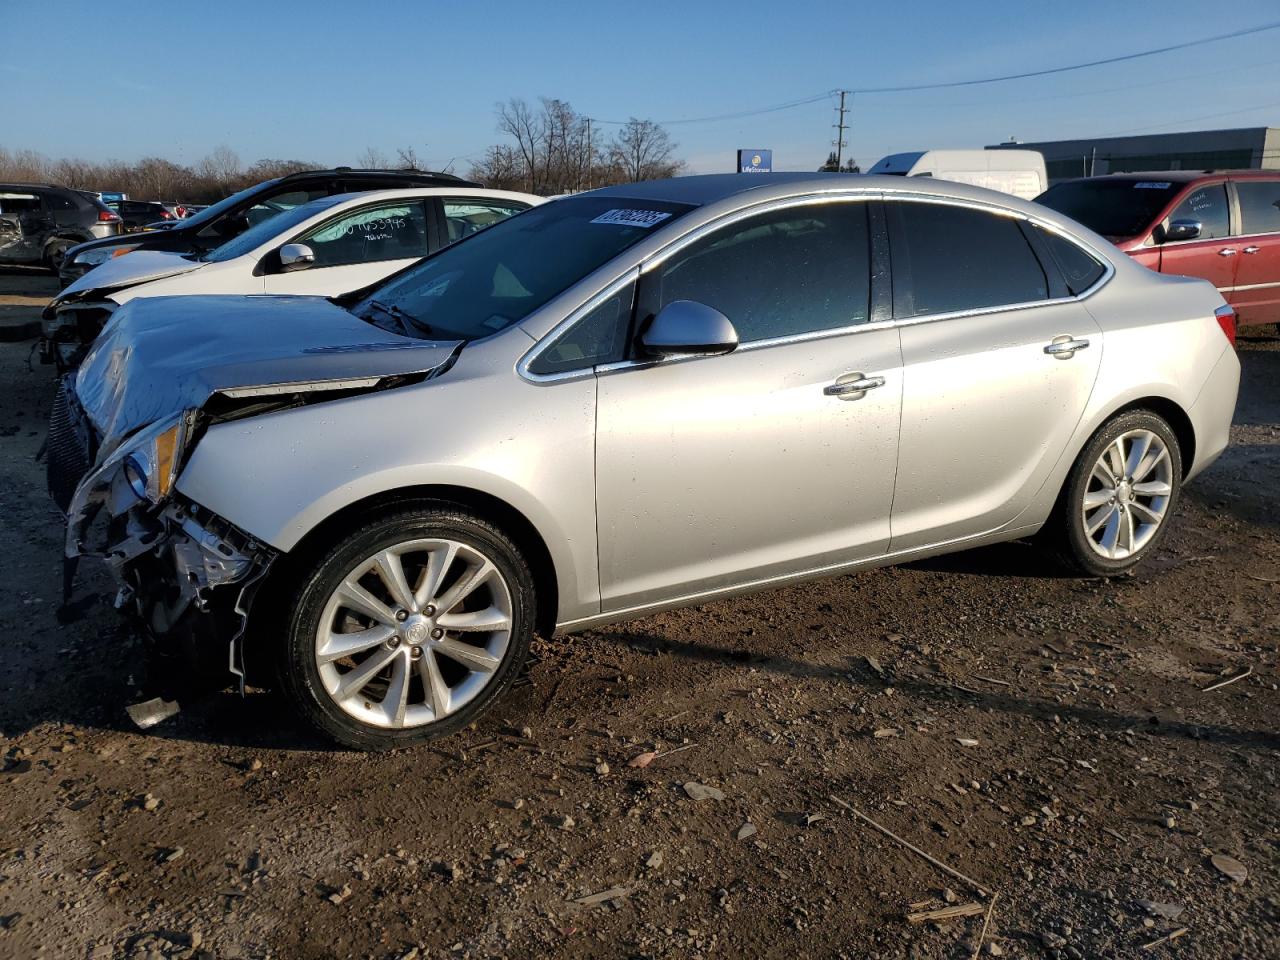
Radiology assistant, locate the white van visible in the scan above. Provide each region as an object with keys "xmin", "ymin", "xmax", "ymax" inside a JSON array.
[{"xmin": 868, "ymin": 150, "xmax": 1047, "ymax": 200}]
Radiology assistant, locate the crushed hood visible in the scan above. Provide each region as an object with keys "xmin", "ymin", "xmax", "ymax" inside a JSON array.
[
  {"xmin": 75, "ymin": 294, "xmax": 460, "ymax": 454},
  {"xmin": 55, "ymin": 249, "xmax": 205, "ymax": 305}
]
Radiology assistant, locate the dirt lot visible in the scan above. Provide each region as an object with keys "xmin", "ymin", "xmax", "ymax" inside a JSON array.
[{"xmin": 0, "ymin": 267, "xmax": 1276, "ymax": 960}]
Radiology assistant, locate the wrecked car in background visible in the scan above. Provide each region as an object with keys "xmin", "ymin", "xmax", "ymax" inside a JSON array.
[
  {"xmin": 41, "ymin": 187, "xmax": 539, "ymax": 369},
  {"xmin": 50, "ymin": 173, "xmax": 1239, "ymax": 751}
]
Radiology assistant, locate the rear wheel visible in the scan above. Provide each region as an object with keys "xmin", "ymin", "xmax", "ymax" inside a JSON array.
[
  {"xmin": 1042, "ymin": 410, "xmax": 1182, "ymax": 576},
  {"xmin": 277, "ymin": 506, "xmax": 534, "ymax": 750},
  {"xmin": 44, "ymin": 238, "xmax": 75, "ymax": 272}
]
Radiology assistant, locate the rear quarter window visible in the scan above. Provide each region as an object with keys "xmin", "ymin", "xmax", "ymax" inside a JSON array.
[{"xmin": 1033, "ymin": 225, "xmax": 1106, "ymax": 295}]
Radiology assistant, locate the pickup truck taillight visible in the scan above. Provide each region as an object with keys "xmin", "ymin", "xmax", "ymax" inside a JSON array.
[
  {"xmin": 97, "ymin": 210, "xmax": 120, "ymax": 222},
  {"xmin": 1214, "ymin": 304, "xmax": 1237, "ymax": 347}
]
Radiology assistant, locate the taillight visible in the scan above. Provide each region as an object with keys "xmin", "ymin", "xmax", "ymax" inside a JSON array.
[
  {"xmin": 160, "ymin": 211, "xmax": 173, "ymax": 219},
  {"xmin": 1214, "ymin": 304, "xmax": 1237, "ymax": 347},
  {"xmin": 98, "ymin": 210, "xmax": 119, "ymax": 222}
]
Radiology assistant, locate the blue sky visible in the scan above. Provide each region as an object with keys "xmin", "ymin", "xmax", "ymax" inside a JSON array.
[{"xmin": 4, "ymin": 0, "xmax": 1280, "ymax": 175}]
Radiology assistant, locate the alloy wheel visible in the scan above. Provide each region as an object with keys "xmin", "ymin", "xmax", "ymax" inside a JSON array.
[
  {"xmin": 1080, "ymin": 429, "xmax": 1174, "ymax": 560},
  {"xmin": 314, "ymin": 538, "xmax": 513, "ymax": 729}
]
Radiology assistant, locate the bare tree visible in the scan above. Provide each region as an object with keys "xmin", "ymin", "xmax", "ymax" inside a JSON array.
[
  {"xmin": 357, "ymin": 146, "xmax": 387, "ymax": 168},
  {"xmin": 468, "ymin": 144, "xmax": 524, "ymax": 190},
  {"xmin": 395, "ymin": 146, "xmax": 425, "ymax": 170},
  {"xmin": 608, "ymin": 119, "xmax": 681, "ymax": 183},
  {"xmin": 496, "ymin": 98, "xmax": 545, "ymax": 193},
  {"xmin": 198, "ymin": 145, "xmax": 242, "ymax": 186}
]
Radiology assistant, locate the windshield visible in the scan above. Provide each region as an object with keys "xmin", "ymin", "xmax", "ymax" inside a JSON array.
[
  {"xmin": 1035, "ymin": 179, "xmax": 1181, "ymax": 238},
  {"xmin": 180, "ymin": 178, "xmax": 282, "ymax": 230},
  {"xmin": 202, "ymin": 196, "xmax": 343, "ymax": 263},
  {"xmin": 353, "ymin": 196, "xmax": 696, "ymax": 341}
]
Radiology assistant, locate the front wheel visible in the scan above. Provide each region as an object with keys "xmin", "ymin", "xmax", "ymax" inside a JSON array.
[
  {"xmin": 1042, "ymin": 409, "xmax": 1182, "ymax": 577},
  {"xmin": 277, "ymin": 506, "xmax": 535, "ymax": 750}
]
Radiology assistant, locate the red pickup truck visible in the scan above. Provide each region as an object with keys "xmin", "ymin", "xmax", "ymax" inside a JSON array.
[{"xmin": 1036, "ymin": 171, "xmax": 1280, "ymax": 330}]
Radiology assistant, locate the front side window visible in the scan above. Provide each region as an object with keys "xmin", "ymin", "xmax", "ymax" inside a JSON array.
[
  {"xmin": 1235, "ymin": 180, "xmax": 1280, "ymax": 236},
  {"xmin": 639, "ymin": 202, "xmax": 871, "ymax": 343},
  {"xmin": 1167, "ymin": 184, "xmax": 1229, "ymax": 240},
  {"xmin": 299, "ymin": 201, "xmax": 429, "ymax": 267},
  {"xmin": 355, "ymin": 196, "xmax": 695, "ymax": 342},
  {"xmin": 0, "ymin": 192, "xmax": 42, "ymax": 214},
  {"xmin": 527, "ymin": 281, "xmax": 635, "ymax": 375},
  {"xmin": 441, "ymin": 198, "xmax": 529, "ymax": 246},
  {"xmin": 888, "ymin": 201, "xmax": 1047, "ymax": 317}
]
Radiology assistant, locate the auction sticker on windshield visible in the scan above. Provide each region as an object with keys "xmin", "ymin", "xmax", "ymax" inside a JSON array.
[{"xmin": 590, "ymin": 209, "xmax": 673, "ymax": 228}]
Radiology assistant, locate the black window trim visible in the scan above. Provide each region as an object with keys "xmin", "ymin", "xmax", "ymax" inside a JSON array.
[
  {"xmin": 518, "ymin": 191, "xmax": 1114, "ymax": 385},
  {"xmin": 879, "ymin": 193, "xmax": 1113, "ymax": 327}
]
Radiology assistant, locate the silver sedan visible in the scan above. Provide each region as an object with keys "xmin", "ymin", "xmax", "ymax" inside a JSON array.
[{"xmin": 53, "ymin": 173, "xmax": 1240, "ymax": 749}]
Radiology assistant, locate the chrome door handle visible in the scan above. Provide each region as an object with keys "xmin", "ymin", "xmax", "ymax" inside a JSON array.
[
  {"xmin": 1243, "ymin": 245, "xmax": 1260, "ymax": 254},
  {"xmin": 823, "ymin": 373, "xmax": 885, "ymax": 400},
  {"xmin": 1218, "ymin": 248, "xmax": 1237, "ymax": 257},
  {"xmin": 1044, "ymin": 336, "xmax": 1090, "ymax": 359}
]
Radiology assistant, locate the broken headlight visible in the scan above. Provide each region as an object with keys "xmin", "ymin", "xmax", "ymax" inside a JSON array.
[
  {"xmin": 119, "ymin": 414, "xmax": 188, "ymax": 504},
  {"xmin": 73, "ymin": 244, "xmax": 139, "ymax": 267}
]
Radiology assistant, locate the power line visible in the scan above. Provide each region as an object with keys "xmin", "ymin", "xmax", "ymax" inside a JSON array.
[{"xmin": 592, "ymin": 19, "xmax": 1280, "ymax": 127}]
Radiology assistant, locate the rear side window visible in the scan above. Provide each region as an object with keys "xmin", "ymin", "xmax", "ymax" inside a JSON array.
[
  {"xmin": 1033, "ymin": 225, "xmax": 1106, "ymax": 295},
  {"xmin": 888, "ymin": 202, "xmax": 1047, "ymax": 317},
  {"xmin": 1235, "ymin": 180, "xmax": 1280, "ymax": 235},
  {"xmin": 45, "ymin": 192, "xmax": 77, "ymax": 212},
  {"xmin": 441, "ymin": 198, "xmax": 528, "ymax": 246},
  {"xmin": 1167, "ymin": 184, "xmax": 1229, "ymax": 240},
  {"xmin": 640, "ymin": 202, "xmax": 872, "ymax": 343}
]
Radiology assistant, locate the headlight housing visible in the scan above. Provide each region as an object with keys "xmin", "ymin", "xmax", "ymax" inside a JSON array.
[
  {"xmin": 74, "ymin": 244, "xmax": 139, "ymax": 267},
  {"xmin": 118, "ymin": 415, "xmax": 188, "ymax": 504}
]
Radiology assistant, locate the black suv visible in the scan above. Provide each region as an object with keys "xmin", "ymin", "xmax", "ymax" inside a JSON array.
[
  {"xmin": 58, "ymin": 167, "xmax": 478, "ymax": 286},
  {"xmin": 1, "ymin": 184, "xmax": 123, "ymax": 270}
]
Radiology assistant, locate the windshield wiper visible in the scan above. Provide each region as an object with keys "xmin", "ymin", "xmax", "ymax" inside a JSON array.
[{"xmin": 364, "ymin": 299, "xmax": 434, "ymax": 337}]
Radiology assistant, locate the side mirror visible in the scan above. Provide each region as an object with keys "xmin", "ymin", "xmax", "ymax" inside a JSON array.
[
  {"xmin": 278, "ymin": 243, "xmax": 316, "ymax": 272},
  {"xmin": 640, "ymin": 300, "xmax": 739, "ymax": 359},
  {"xmin": 1163, "ymin": 219, "xmax": 1201, "ymax": 243}
]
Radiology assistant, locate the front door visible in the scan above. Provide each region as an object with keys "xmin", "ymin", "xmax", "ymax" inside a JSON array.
[
  {"xmin": 1157, "ymin": 182, "xmax": 1237, "ymax": 296},
  {"xmin": 593, "ymin": 199, "xmax": 903, "ymax": 612},
  {"xmin": 1229, "ymin": 179, "xmax": 1280, "ymax": 327},
  {"xmin": 886, "ymin": 199, "xmax": 1103, "ymax": 551}
]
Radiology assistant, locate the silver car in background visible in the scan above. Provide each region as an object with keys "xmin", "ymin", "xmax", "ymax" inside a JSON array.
[{"xmin": 50, "ymin": 173, "xmax": 1239, "ymax": 750}]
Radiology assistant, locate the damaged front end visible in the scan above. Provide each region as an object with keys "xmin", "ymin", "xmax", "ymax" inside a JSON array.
[
  {"xmin": 47, "ymin": 293, "xmax": 464, "ymax": 696},
  {"xmin": 53, "ymin": 383, "xmax": 276, "ymax": 692}
]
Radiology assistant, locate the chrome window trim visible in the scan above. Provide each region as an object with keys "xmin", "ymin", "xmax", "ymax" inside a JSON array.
[
  {"xmin": 517, "ymin": 267, "xmax": 640, "ymax": 384},
  {"xmin": 518, "ymin": 188, "xmax": 1114, "ymax": 384}
]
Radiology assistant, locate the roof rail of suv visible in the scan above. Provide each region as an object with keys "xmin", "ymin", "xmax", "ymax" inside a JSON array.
[{"xmin": 280, "ymin": 167, "xmax": 479, "ymax": 187}]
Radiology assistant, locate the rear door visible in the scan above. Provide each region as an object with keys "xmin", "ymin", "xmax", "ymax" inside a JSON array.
[
  {"xmin": 1228, "ymin": 178, "xmax": 1280, "ymax": 327},
  {"xmin": 262, "ymin": 198, "xmax": 431, "ymax": 295},
  {"xmin": 888, "ymin": 199, "xmax": 1104, "ymax": 551},
  {"xmin": 1156, "ymin": 181, "xmax": 1237, "ymax": 295},
  {"xmin": 0, "ymin": 191, "xmax": 52, "ymax": 261}
]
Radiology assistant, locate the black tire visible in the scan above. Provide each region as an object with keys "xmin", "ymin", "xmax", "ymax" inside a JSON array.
[
  {"xmin": 44, "ymin": 238, "xmax": 75, "ymax": 272},
  {"xmin": 277, "ymin": 505, "xmax": 534, "ymax": 751},
  {"xmin": 1041, "ymin": 409, "xmax": 1182, "ymax": 577}
]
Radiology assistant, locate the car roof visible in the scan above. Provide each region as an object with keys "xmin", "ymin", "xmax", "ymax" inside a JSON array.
[
  {"xmin": 304, "ymin": 187, "xmax": 544, "ymax": 211},
  {"xmin": 1057, "ymin": 170, "xmax": 1280, "ymax": 185},
  {"xmin": 279, "ymin": 167, "xmax": 480, "ymax": 188}
]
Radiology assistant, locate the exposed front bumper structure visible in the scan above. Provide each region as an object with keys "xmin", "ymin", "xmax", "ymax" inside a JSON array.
[{"xmin": 50, "ymin": 379, "xmax": 277, "ymax": 692}]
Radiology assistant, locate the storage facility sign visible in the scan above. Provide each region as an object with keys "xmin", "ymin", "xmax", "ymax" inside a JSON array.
[{"xmin": 737, "ymin": 150, "xmax": 772, "ymax": 174}]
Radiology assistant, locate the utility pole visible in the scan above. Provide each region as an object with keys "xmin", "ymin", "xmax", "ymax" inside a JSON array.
[
  {"xmin": 833, "ymin": 90, "xmax": 850, "ymax": 169},
  {"xmin": 585, "ymin": 117, "xmax": 593, "ymax": 192}
]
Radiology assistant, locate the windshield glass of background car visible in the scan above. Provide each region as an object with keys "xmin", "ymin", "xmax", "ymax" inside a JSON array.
[
  {"xmin": 1036, "ymin": 180, "xmax": 1180, "ymax": 238},
  {"xmin": 201, "ymin": 198, "xmax": 340, "ymax": 263},
  {"xmin": 181, "ymin": 179, "xmax": 281, "ymax": 229},
  {"xmin": 357, "ymin": 196, "xmax": 696, "ymax": 340}
]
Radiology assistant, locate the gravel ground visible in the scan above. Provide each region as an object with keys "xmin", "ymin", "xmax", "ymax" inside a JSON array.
[{"xmin": 0, "ymin": 268, "xmax": 1276, "ymax": 959}]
